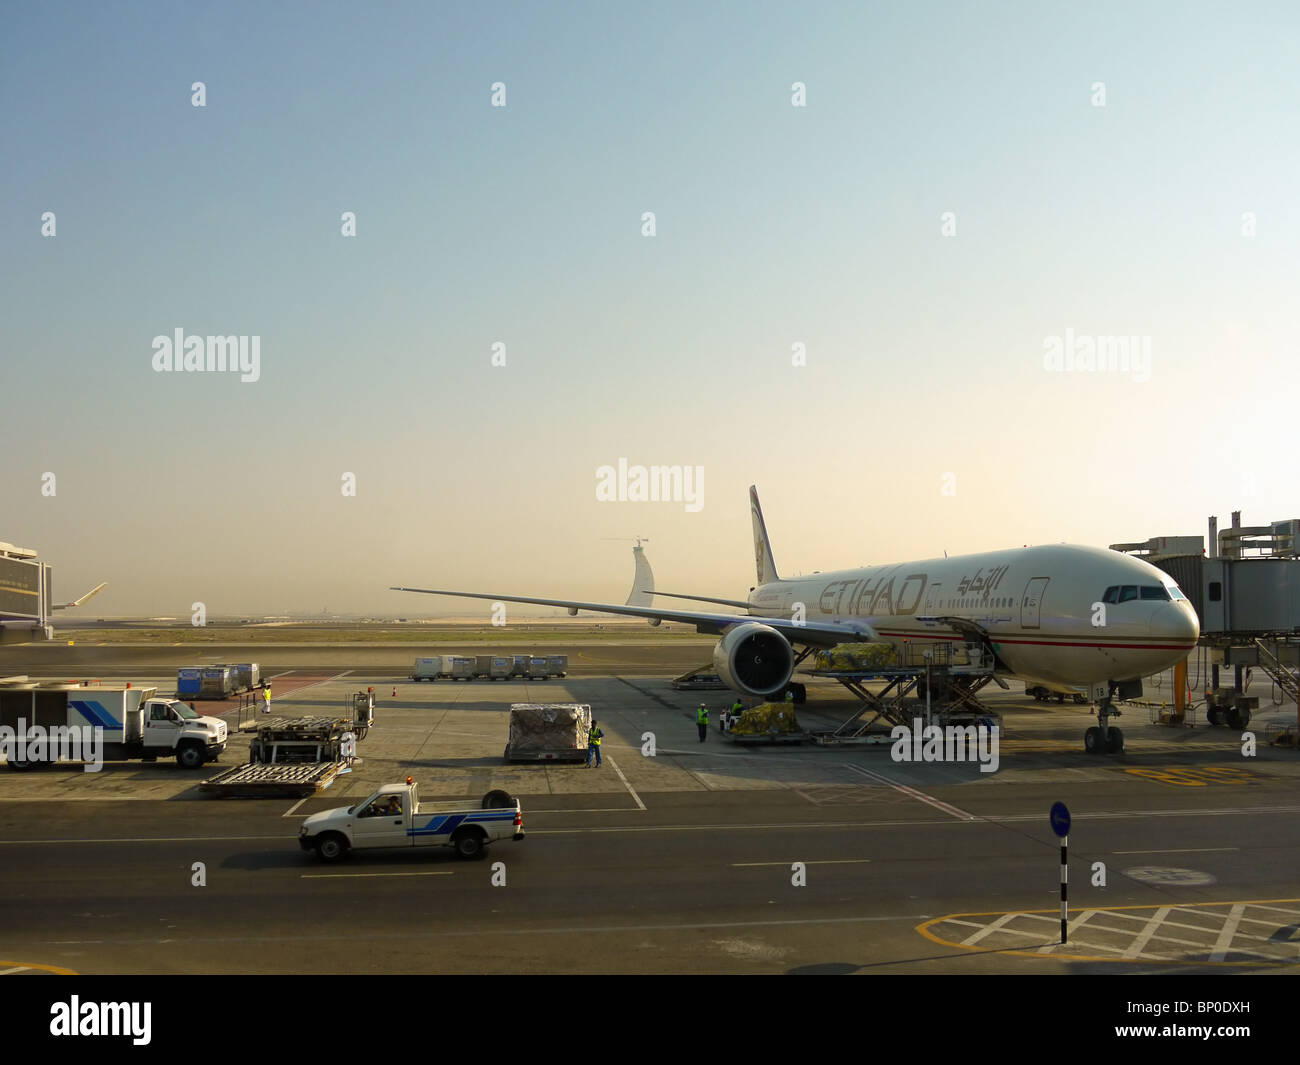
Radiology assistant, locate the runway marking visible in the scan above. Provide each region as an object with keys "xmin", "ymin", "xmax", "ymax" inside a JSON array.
[
  {"xmin": 42, "ymin": 912, "xmax": 927, "ymax": 948},
  {"xmin": 961, "ymin": 911, "xmax": 1022, "ymax": 946},
  {"xmin": 0, "ymin": 959, "xmax": 76, "ymax": 975},
  {"xmin": 732, "ymin": 859, "xmax": 871, "ymax": 867},
  {"xmin": 1112, "ymin": 847, "xmax": 1237, "ymax": 855},
  {"xmin": 844, "ymin": 763, "xmax": 975, "ymax": 821},
  {"xmin": 1125, "ymin": 766, "xmax": 1261, "ymax": 788},
  {"xmin": 919, "ymin": 899, "xmax": 1300, "ymax": 966},
  {"xmin": 605, "ymin": 755, "xmax": 646, "ymax": 811},
  {"xmin": 300, "ymin": 871, "xmax": 454, "ymax": 879},
  {"xmin": 1211, "ymin": 904, "xmax": 1247, "ymax": 962},
  {"xmin": 1122, "ymin": 906, "xmax": 1171, "ymax": 959},
  {"xmin": 282, "ymin": 797, "xmax": 309, "ymax": 819}
]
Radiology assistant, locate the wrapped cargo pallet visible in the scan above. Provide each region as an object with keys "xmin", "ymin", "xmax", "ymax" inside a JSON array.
[
  {"xmin": 816, "ymin": 642, "xmax": 897, "ymax": 671},
  {"xmin": 504, "ymin": 703, "xmax": 591, "ymax": 763},
  {"xmin": 729, "ymin": 702, "xmax": 800, "ymax": 736}
]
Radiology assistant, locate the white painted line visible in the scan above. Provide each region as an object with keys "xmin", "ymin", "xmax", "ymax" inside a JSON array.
[
  {"xmin": 282, "ymin": 797, "xmax": 309, "ymax": 819},
  {"xmin": 0, "ymin": 835, "xmax": 287, "ymax": 845},
  {"xmin": 300, "ymin": 871, "xmax": 454, "ymax": 879},
  {"xmin": 1210, "ymin": 903, "xmax": 1247, "ymax": 962},
  {"xmin": 845, "ymin": 763, "xmax": 975, "ymax": 821},
  {"xmin": 1113, "ymin": 847, "xmax": 1238, "ymax": 855},
  {"xmin": 0, "ymin": 966, "xmax": 30, "ymax": 975},
  {"xmin": 961, "ymin": 911, "xmax": 1020, "ymax": 946},
  {"xmin": 1123, "ymin": 906, "xmax": 1171, "ymax": 959},
  {"xmin": 1038, "ymin": 909, "xmax": 1097, "ymax": 952},
  {"xmin": 605, "ymin": 755, "xmax": 646, "ymax": 811},
  {"xmin": 732, "ymin": 859, "xmax": 871, "ymax": 867}
]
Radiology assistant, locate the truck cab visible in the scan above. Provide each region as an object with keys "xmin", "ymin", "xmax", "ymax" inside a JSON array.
[
  {"xmin": 300, "ymin": 782, "xmax": 524, "ymax": 862},
  {"xmin": 141, "ymin": 698, "xmax": 227, "ymax": 767}
]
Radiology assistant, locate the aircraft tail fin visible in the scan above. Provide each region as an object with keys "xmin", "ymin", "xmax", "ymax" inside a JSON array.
[
  {"xmin": 749, "ymin": 485, "xmax": 780, "ymax": 585},
  {"xmin": 625, "ymin": 544, "xmax": 655, "ymax": 607}
]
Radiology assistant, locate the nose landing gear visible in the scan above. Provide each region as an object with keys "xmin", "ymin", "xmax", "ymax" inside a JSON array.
[{"xmin": 1084, "ymin": 696, "xmax": 1124, "ymax": 754}]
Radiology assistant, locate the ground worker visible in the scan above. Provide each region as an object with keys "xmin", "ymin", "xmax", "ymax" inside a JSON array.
[
  {"xmin": 587, "ymin": 719, "xmax": 604, "ymax": 768},
  {"xmin": 785, "ymin": 689, "xmax": 795, "ymax": 704},
  {"xmin": 697, "ymin": 703, "xmax": 709, "ymax": 742},
  {"xmin": 261, "ymin": 681, "xmax": 271, "ymax": 715}
]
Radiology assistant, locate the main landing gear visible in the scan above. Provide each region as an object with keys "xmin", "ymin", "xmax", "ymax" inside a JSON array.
[{"xmin": 1084, "ymin": 696, "xmax": 1124, "ymax": 755}]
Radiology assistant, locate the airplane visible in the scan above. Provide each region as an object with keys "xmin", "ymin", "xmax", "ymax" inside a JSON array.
[
  {"xmin": 52, "ymin": 582, "xmax": 108, "ymax": 611},
  {"xmin": 393, "ymin": 486, "xmax": 1200, "ymax": 755}
]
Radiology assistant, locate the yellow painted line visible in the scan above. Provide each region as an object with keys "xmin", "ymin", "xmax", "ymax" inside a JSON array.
[
  {"xmin": 0, "ymin": 959, "xmax": 77, "ymax": 975},
  {"xmin": 1124, "ymin": 766, "xmax": 1261, "ymax": 787},
  {"xmin": 732, "ymin": 859, "xmax": 871, "ymax": 867},
  {"xmin": 917, "ymin": 898, "xmax": 1300, "ymax": 966},
  {"xmin": 300, "ymin": 871, "xmax": 454, "ymax": 879}
]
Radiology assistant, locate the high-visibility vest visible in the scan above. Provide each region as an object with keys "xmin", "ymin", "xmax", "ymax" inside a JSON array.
[
  {"xmin": 731, "ymin": 701, "xmax": 743, "ymax": 714},
  {"xmin": 697, "ymin": 707, "xmax": 709, "ymax": 724},
  {"xmin": 589, "ymin": 727, "xmax": 603, "ymax": 745}
]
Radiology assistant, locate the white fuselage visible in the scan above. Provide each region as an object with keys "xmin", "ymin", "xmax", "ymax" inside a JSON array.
[{"xmin": 746, "ymin": 544, "xmax": 1198, "ymax": 686}]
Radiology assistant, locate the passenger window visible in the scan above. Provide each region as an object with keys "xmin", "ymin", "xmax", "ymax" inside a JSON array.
[
  {"xmin": 150, "ymin": 705, "xmax": 167, "ymax": 721},
  {"xmin": 1118, "ymin": 586, "xmax": 1138, "ymax": 602},
  {"xmin": 1102, "ymin": 586, "xmax": 1118, "ymax": 604}
]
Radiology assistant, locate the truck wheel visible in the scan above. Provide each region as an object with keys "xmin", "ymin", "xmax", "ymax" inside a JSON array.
[
  {"xmin": 452, "ymin": 828, "xmax": 487, "ymax": 859},
  {"xmin": 315, "ymin": 833, "xmax": 347, "ymax": 862},
  {"xmin": 482, "ymin": 789, "xmax": 514, "ymax": 809},
  {"xmin": 176, "ymin": 744, "xmax": 205, "ymax": 769}
]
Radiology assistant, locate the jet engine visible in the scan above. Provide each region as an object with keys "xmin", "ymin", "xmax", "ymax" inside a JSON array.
[{"xmin": 712, "ymin": 622, "xmax": 795, "ymax": 698}]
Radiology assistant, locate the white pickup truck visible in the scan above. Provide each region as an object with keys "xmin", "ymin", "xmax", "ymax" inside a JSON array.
[{"xmin": 299, "ymin": 781, "xmax": 524, "ymax": 861}]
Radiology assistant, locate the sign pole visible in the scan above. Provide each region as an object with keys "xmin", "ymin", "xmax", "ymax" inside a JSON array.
[{"xmin": 1060, "ymin": 834, "xmax": 1068, "ymax": 943}]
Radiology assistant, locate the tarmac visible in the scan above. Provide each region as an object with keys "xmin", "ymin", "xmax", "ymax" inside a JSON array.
[{"xmin": 0, "ymin": 635, "xmax": 1297, "ymax": 974}]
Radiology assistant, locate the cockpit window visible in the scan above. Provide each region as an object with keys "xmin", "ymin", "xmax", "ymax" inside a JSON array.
[
  {"xmin": 1139, "ymin": 586, "xmax": 1170, "ymax": 601},
  {"xmin": 1118, "ymin": 586, "xmax": 1138, "ymax": 603},
  {"xmin": 1166, "ymin": 584, "xmax": 1187, "ymax": 601},
  {"xmin": 1102, "ymin": 586, "xmax": 1118, "ymax": 604}
]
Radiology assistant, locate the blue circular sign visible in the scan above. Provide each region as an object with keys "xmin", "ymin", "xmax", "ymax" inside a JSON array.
[{"xmin": 1050, "ymin": 801, "xmax": 1071, "ymax": 838}]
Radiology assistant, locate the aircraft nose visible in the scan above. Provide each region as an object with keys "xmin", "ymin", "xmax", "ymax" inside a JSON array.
[{"xmin": 1151, "ymin": 603, "xmax": 1199, "ymax": 644}]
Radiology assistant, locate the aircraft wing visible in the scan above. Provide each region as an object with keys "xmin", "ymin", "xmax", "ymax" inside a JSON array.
[
  {"xmin": 390, "ymin": 585, "xmax": 875, "ymax": 646},
  {"xmin": 51, "ymin": 582, "xmax": 107, "ymax": 610}
]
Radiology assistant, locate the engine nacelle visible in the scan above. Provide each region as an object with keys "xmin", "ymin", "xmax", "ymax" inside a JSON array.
[{"xmin": 712, "ymin": 622, "xmax": 795, "ymax": 699}]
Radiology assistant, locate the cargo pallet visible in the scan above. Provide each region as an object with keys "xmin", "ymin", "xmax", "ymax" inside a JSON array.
[
  {"xmin": 200, "ymin": 760, "xmax": 346, "ymax": 797},
  {"xmin": 503, "ymin": 746, "xmax": 587, "ymax": 763}
]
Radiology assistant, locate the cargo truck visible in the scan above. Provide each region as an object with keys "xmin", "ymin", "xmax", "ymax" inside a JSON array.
[
  {"xmin": 0, "ymin": 680, "xmax": 228, "ymax": 769},
  {"xmin": 299, "ymin": 781, "xmax": 524, "ymax": 861}
]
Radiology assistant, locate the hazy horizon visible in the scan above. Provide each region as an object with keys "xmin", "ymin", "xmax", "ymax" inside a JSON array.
[{"xmin": 4, "ymin": 2, "xmax": 1297, "ymax": 616}]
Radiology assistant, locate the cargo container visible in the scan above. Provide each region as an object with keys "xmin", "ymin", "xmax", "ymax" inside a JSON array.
[
  {"xmin": 527, "ymin": 657, "xmax": 550, "ymax": 680},
  {"xmin": 0, "ymin": 680, "xmax": 227, "ymax": 768},
  {"xmin": 412, "ymin": 657, "xmax": 441, "ymax": 682},
  {"xmin": 177, "ymin": 668, "xmax": 202, "ymax": 698},
  {"xmin": 546, "ymin": 655, "xmax": 568, "ymax": 678},
  {"xmin": 473, "ymin": 655, "xmax": 511, "ymax": 680},
  {"xmin": 199, "ymin": 667, "xmax": 237, "ymax": 700},
  {"xmin": 446, "ymin": 656, "xmax": 475, "ymax": 681},
  {"xmin": 510, "ymin": 654, "xmax": 533, "ymax": 678},
  {"xmin": 227, "ymin": 662, "xmax": 260, "ymax": 692}
]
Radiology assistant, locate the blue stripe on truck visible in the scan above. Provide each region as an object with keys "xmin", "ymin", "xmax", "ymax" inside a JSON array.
[
  {"xmin": 69, "ymin": 700, "xmax": 123, "ymax": 730},
  {"xmin": 406, "ymin": 812, "xmax": 516, "ymax": 837}
]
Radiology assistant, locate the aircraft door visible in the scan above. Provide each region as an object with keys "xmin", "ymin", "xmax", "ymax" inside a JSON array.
[
  {"xmin": 1020, "ymin": 578, "xmax": 1049, "ymax": 629},
  {"xmin": 923, "ymin": 582, "xmax": 942, "ymax": 616}
]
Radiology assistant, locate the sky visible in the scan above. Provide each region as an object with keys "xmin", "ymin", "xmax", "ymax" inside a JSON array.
[{"xmin": 2, "ymin": 1, "xmax": 1298, "ymax": 616}]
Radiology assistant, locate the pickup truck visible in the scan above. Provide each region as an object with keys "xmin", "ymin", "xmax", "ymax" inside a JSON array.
[{"xmin": 299, "ymin": 781, "xmax": 523, "ymax": 861}]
